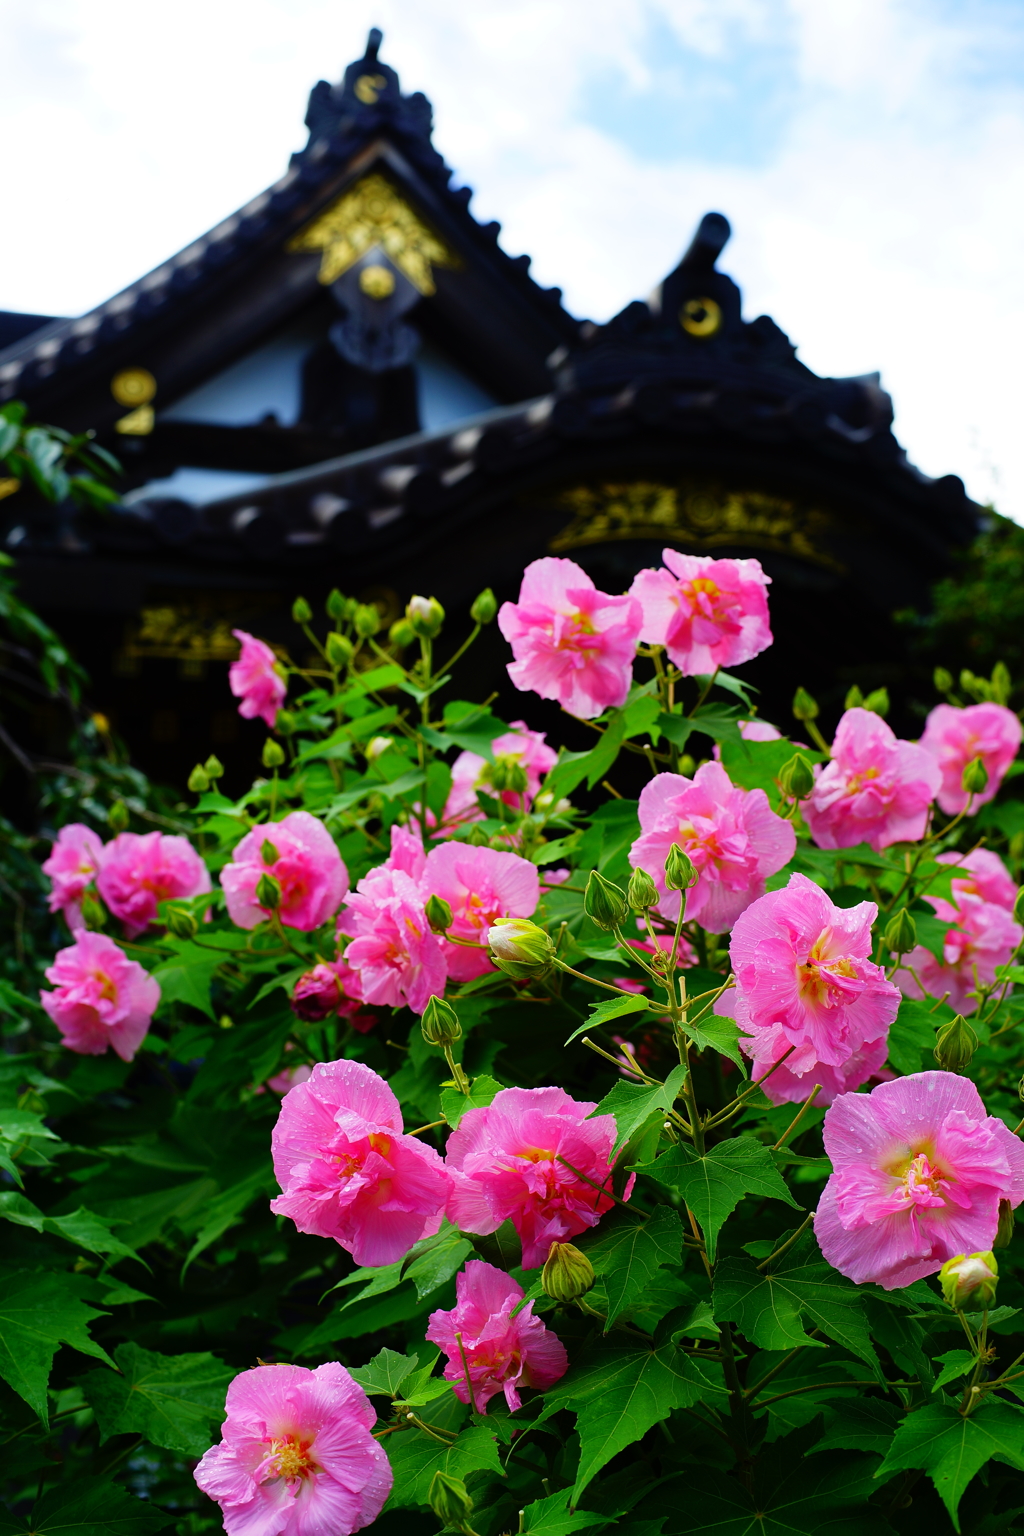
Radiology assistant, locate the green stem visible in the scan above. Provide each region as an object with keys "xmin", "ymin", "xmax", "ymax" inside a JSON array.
[{"xmin": 756, "ymin": 1209, "xmax": 815, "ymax": 1272}]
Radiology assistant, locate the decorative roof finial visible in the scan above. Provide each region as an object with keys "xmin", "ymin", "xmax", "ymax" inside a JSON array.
[{"xmin": 365, "ymin": 27, "xmax": 383, "ymax": 63}]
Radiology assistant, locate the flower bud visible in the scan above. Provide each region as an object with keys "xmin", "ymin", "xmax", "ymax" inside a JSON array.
[
  {"xmin": 204, "ymin": 754, "xmax": 225, "ymax": 779},
  {"xmin": 187, "ymin": 764, "xmax": 210, "ymax": 793},
  {"xmin": 421, "ymin": 994, "xmax": 462, "ymax": 1048},
  {"xmin": 994, "ymin": 1198, "xmax": 1015, "ymax": 1250},
  {"xmin": 428, "ymin": 1472, "xmax": 474, "ymax": 1531},
  {"xmin": 844, "ymin": 685, "xmax": 864, "ymax": 710},
  {"xmin": 108, "ymin": 800, "xmax": 129, "ymax": 834},
  {"xmin": 165, "ymin": 905, "xmax": 198, "ymax": 940},
  {"xmin": 934, "ymin": 666, "xmax": 954, "ymax": 695},
  {"xmin": 326, "ymin": 588, "xmax": 347, "ymax": 622},
  {"xmin": 488, "ymin": 755, "xmax": 527, "ymax": 795},
  {"xmin": 961, "ymin": 668, "xmax": 988, "ymax": 701},
  {"xmin": 962, "ymin": 756, "xmax": 989, "ymax": 797},
  {"xmin": 291, "ymin": 964, "xmax": 342, "ymax": 1021},
  {"xmin": 584, "ymin": 870, "xmax": 628, "ymax": 930},
  {"xmin": 275, "ymin": 709, "xmax": 296, "ymax": 736},
  {"xmin": 939, "ymin": 1250, "xmax": 998, "ymax": 1311},
  {"xmin": 487, "ymin": 917, "xmax": 555, "ymax": 977},
  {"xmin": 541, "ymin": 1241, "xmax": 596, "ymax": 1303},
  {"xmin": 388, "ymin": 617, "xmax": 416, "ymax": 648},
  {"xmin": 933, "ymin": 1013, "xmax": 978, "ymax": 1073},
  {"xmin": 406, "ymin": 594, "xmax": 445, "ymax": 639},
  {"xmin": 992, "ymin": 661, "xmax": 1012, "ymax": 706},
  {"xmin": 260, "ymin": 839, "xmax": 279, "ymax": 865},
  {"xmin": 79, "ymin": 890, "xmax": 107, "ymax": 931},
  {"xmin": 884, "ymin": 908, "xmax": 918, "ymax": 956},
  {"xmin": 665, "ymin": 844, "xmax": 698, "ymax": 892},
  {"xmin": 325, "ymin": 631, "xmax": 354, "ymax": 669},
  {"xmin": 353, "ymin": 603, "xmax": 382, "ymax": 639},
  {"xmin": 365, "ymin": 736, "xmax": 394, "ymax": 762},
  {"xmin": 262, "ymin": 738, "xmax": 286, "ymax": 770},
  {"xmin": 255, "ymin": 871, "xmax": 281, "ymax": 910},
  {"xmin": 425, "ymin": 894, "xmax": 453, "ymax": 934},
  {"xmin": 863, "ymin": 687, "xmax": 889, "ymax": 718},
  {"xmin": 627, "ymin": 867, "xmax": 659, "ymax": 913},
  {"xmin": 1014, "ymin": 888, "xmax": 1024, "ymax": 926},
  {"xmin": 470, "ymin": 587, "xmax": 497, "ymax": 625},
  {"xmin": 291, "ymin": 596, "xmax": 312, "ymax": 625},
  {"xmin": 679, "ymin": 753, "xmax": 696, "ymax": 778},
  {"xmin": 778, "ymin": 752, "xmax": 815, "ymax": 801},
  {"xmin": 792, "ymin": 686, "xmax": 819, "ymax": 722}
]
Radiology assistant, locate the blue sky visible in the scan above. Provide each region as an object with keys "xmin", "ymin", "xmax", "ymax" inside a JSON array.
[{"xmin": 3, "ymin": 0, "xmax": 1024, "ymax": 519}]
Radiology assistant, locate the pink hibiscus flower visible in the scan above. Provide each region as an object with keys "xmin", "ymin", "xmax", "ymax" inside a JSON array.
[
  {"xmin": 933, "ymin": 847, "xmax": 1018, "ymax": 917},
  {"xmin": 426, "ymin": 1260, "xmax": 568, "ymax": 1413},
  {"xmin": 921, "ymin": 702, "xmax": 1022, "ymax": 816},
  {"xmin": 222, "ymin": 811, "xmax": 348, "ymax": 932},
  {"xmin": 96, "ymin": 831, "xmax": 210, "ymax": 939},
  {"xmin": 290, "ymin": 961, "xmax": 377, "ymax": 1032},
  {"xmin": 629, "ymin": 762, "xmax": 796, "ymax": 933},
  {"xmin": 42, "ymin": 823, "xmax": 104, "ymax": 929},
  {"xmin": 228, "ymin": 629, "xmax": 287, "ymax": 729},
  {"xmin": 194, "ymin": 1361, "xmax": 391, "ymax": 1536},
  {"xmin": 894, "ymin": 894, "xmax": 1022, "ymax": 1015},
  {"xmin": 40, "ymin": 931, "xmax": 160, "ymax": 1061},
  {"xmin": 629, "ymin": 550, "xmax": 772, "ymax": 676},
  {"xmin": 266, "ymin": 1064, "xmax": 314, "ymax": 1096},
  {"xmin": 270, "ymin": 1058, "xmax": 451, "ymax": 1266},
  {"xmin": 338, "ymin": 865, "xmax": 446, "ymax": 1015},
  {"xmin": 421, "ymin": 843, "xmax": 541, "ymax": 981},
  {"xmin": 443, "ymin": 722, "xmax": 557, "ymax": 826},
  {"xmin": 445, "ymin": 1086, "xmax": 627, "ymax": 1267},
  {"xmin": 815, "ymin": 1071, "xmax": 1024, "ymax": 1289},
  {"xmin": 804, "ymin": 708, "xmax": 942, "ymax": 852},
  {"xmin": 497, "ymin": 556, "xmax": 642, "ymax": 719},
  {"xmin": 716, "ymin": 873, "xmax": 900, "ymax": 1105}
]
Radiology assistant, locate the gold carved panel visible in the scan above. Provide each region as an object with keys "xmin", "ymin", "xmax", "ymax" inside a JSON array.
[
  {"xmin": 287, "ymin": 173, "xmax": 459, "ymax": 295},
  {"xmin": 115, "ymin": 593, "xmax": 282, "ymax": 675},
  {"xmin": 549, "ymin": 481, "xmax": 843, "ymax": 571}
]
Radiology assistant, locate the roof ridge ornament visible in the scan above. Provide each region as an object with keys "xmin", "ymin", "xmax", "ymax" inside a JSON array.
[{"xmin": 303, "ymin": 28, "xmax": 434, "ymax": 150}]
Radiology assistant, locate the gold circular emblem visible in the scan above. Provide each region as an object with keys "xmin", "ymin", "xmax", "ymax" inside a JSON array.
[
  {"xmin": 111, "ymin": 368, "xmax": 156, "ymax": 406},
  {"xmin": 680, "ymin": 297, "xmax": 722, "ymax": 338},
  {"xmin": 359, "ymin": 264, "xmax": 396, "ymax": 299},
  {"xmin": 354, "ymin": 73, "xmax": 386, "ymax": 105}
]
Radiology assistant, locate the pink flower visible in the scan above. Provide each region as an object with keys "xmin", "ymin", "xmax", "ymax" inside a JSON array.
[
  {"xmin": 97, "ymin": 831, "xmax": 211, "ymax": 938},
  {"xmin": 445, "ymin": 1086, "xmax": 627, "ymax": 1267},
  {"xmin": 933, "ymin": 848, "xmax": 1018, "ymax": 917},
  {"xmin": 266, "ymin": 1064, "xmax": 314, "ymax": 1096},
  {"xmin": 421, "ymin": 843, "xmax": 540, "ymax": 982},
  {"xmin": 895, "ymin": 895, "xmax": 1022, "ymax": 1015},
  {"xmin": 498, "ymin": 557, "xmax": 642, "ymax": 719},
  {"xmin": 42, "ymin": 823, "xmax": 104, "ymax": 928},
  {"xmin": 630, "ymin": 550, "xmax": 772, "ymax": 676},
  {"xmin": 194, "ymin": 1361, "xmax": 391, "ymax": 1536},
  {"xmin": 921, "ymin": 702, "xmax": 1022, "ymax": 816},
  {"xmin": 815, "ymin": 1071, "xmax": 1024, "ymax": 1289},
  {"xmin": 739, "ymin": 718, "xmax": 782, "ymax": 742},
  {"xmin": 229, "ymin": 629, "xmax": 287, "ymax": 729},
  {"xmin": 443, "ymin": 722, "xmax": 558, "ymax": 826},
  {"xmin": 716, "ymin": 874, "xmax": 900, "ymax": 1105},
  {"xmin": 376, "ymin": 822, "xmax": 426, "ymax": 884},
  {"xmin": 40, "ymin": 931, "xmax": 160, "ymax": 1061},
  {"xmin": 338, "ymin": 867, "xmax": 446, "ymax": 1015},
  {"xmin": 630, "ymin": 763, "xmax": 796, "ymax": 933},
  {"xmin": 222, "ymin": 812, "xmax": 348, "ymax": 932},
  {"xmin": 426, "ymin": 1260, "xmax": 567, "ymax": 1413},
  {"xmin": 804, "ymin": 708, "xmax": 942, "ymax": 852},
  {"xmin": 290, "ymin": 964, "xmax": 347, "ymax": 1021},
  {"xmin": 270, "ymin": 1058, "xmax": 451, "ymax": 1266}
]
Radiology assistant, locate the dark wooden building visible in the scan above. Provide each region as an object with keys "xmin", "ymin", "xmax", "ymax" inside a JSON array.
[{"xmin": 0, "ymin": 31, "xmax": 981, "ymax": 790}]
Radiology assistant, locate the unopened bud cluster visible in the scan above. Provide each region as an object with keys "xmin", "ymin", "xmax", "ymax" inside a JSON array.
[
  {"xmin": 664, "ymin": 845, "xmax": 698, "ymax": 892},
  {"xmin": 933, "ymin": 1014, "xmax": 978, "ymax": 1073},
  {"xmin": 939, "ymin": 1250, "xmax": 998, "ymax": 1311},
  {"xmin": 778, "ymin": 752, "xmax": 815, "ymax": 801},
  {"xmin": 584, "ymin": 870, "xmax": 627, "ymax": 930},
  {"xmin": 627, "ymin": 867, "xmax": 659, "ymax": 912},
  {"xmin": 541, "ymin": 1240, "xmax": 596, "ymax": 1302},
  {"xmin": 421, "ymin": 995, "xmax": 462, "ymax": 1049},
  {"xmin": 487, "ymin": 918, "xmax": 555, "ymax": 978},
  {"xmin": 961, "ymin": 756, "xmax": 989, "ymax": 797},
  {"xmin": 406, "ymin": 594, "xmax": 445, "ymax": 639},
  {"xmin": 884, "ymin": 908, "xmax": 917, "ymax": 956}
]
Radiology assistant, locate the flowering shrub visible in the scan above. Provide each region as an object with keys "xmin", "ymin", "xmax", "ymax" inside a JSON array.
[{"xmin": 6, "ymin": 552, "xmax": 1024, "ymax": 1533}]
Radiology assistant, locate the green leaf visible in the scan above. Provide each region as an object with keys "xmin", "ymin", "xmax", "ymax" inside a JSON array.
[
  {"xmin": 565, "ymin": 992, "xmax": 652, "ymax": 1048},
  {"xmin": 576, "ymin": 1207, "xmax": 683, "ymax": 1326},
  {"xmin": 811, "ymin": 1397, "xmax": 901, "ymax": 1455},
  {"xmin": 80, "ymin": 1341, "xmax": 234, "ymax": 1457},
  {"xmin": 931, "ymin": 1349, "xmax": 977, "ymax": 1393},
  {"xmin": 151, "ymin": 944, "xmax": 223, "ymax": 1019},
  {"xmin": 887, "ymin": 998, "xmax": 942, "ymax": 1076},
  {"xmin": 678, "ymin": 1451, "xmax": 893, "ymax": 1536},
  {"xmin": 718, "ymin": 737, "xmax": 819, "ymax": 798},
  {"xmin": 45, "ymin": 1207, "xmax": 142, "ymax": 1265},
  {"xmin": 713, "ymin": 1252, "xmax": 878, "ymax": 1367},
  {"xmin": 0, "ymin": 1475, "xmax": 172, "ymax": 1535},
  {"xmin": 520, "ymin": 1490, "xmax": 616, "ymax": 1534},
  {"xmin": 403, "ymin": 1223, "xmax": 475, "ymax": 1301},
  {"xmin": 181, "ymin": 1163, "xmax": 275, "ymax": 1274},
  {"xmin": 0, "ymin": 1270, "xmax": 113, "ymax": 1423},
  {"xmin": 875, "ymin": 1398, "xmax": 1024, "ymax": 1530},
  {"xmin": 590, "ymin": 1064, "xmax": 687, "ymax": 1154},
  {"xmin": 384, "ymin": 1414, "xmax": 503, "ymax": 1509},
  {"xmin": 348, "ymin": 1347, "xmax": 420, "ymax": 1397},
  {"xmin": 636, "ymin": 1137, "xmax": 799, "ymax": 1261},
  {"xmin": 621, "ymin": 692, "xmax": 661, "ymax": 740},
  {"xmin": 441, "ymin": 1073, "xmax": 503, "ymax": 1130},
  {"xmin": 684, "ymin": 1012, "xmax": 748, "ymax": 1074},
  {"xmin": 907, "ymin": 906, "xmax": 952, "ymax": 964}
]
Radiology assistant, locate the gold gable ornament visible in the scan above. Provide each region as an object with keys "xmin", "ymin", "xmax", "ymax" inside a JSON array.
[
  {"xmin": 111, "ymin": 368, "xmax": 157, "ymax": 436},
  {"xmin": 286, "ymin": 173, "xmax": 459, "ymax": 296}
]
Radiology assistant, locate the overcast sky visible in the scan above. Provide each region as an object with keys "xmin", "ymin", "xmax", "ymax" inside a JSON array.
[{"xmin": 3, "ymin": 0, "xmax": 1024, "ymax": 518}]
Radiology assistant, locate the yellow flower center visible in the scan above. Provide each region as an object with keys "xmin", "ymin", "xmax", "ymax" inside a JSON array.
[
  {"xmin": 886, "ymin": 1147, "xmax": 948, "ymax": 1201},
  {"xmin": 271, "ymin": 1436, "xmax": 319, "ymax": 1480},
  {"xmin": 90, "ymin": 969, "xmax": 117, "ymax": 1003},
  {"xmin": 796, "ymin": 931, "xmax": 857, "ymax": 1006}
]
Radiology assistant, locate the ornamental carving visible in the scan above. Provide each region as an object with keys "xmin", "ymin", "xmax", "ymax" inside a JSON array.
[
  {"xmin": 549, "ymin": 481, "xmax": 843, "ymax": 570},
  {"xmin": 286, "ymin": 173, "xmax": 458, "ymax": 295}
]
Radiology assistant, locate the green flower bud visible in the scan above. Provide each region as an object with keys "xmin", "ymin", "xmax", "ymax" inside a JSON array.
[
  {"xmin": 291, "ymin": 596, "xmax": 312, "ymax": 625},
  {"xmin": 665, "ymin": 844, "xmax": 699, "ymax": 892},
  {"xmin": 326, "ymin": 588, "xmax": 347, "ymax": 622},
  {"xmin": 844, "ymin": 684, "xmax": 864, "ymax": 710},
  {"xmin": 421, "ymin": 994, "xmax": 462, "ymax": 1048},
  {"xmin": 489, "ymin": 754, "xmax": 528, "ymax": 795},
  {"xmin": 488, "ymin": 917, "xmax": 555, "ymax": 978},
  {"xmin": 994, "ymin": 1198, "xmax": 1015, "ymax": 1250},
  {"xmin": 939, "ymin": 1250, "xmax": 998, "ymax": 1311},
  {"xmin": 428, "ymin": 1471, "xmax": 474, "ymax": 1531},
  {"xmin": 204, "ymin": 754, "xmax": 224, "ymax": 779},
  {"xmin": 260, "ymin": 839, "xmax": 278, "ymax": 865},
  {"xmin": 425, "ymin": 894, "xmax": 453, "ymax": 934},
  {"xmin": 863, "ymin": 687, "xmax": 889, "ymax": 718},
  {"xmin": 255, "ymin": 871, "xmax": 281, "ymax": 910},
  {"xmin": 406, "ymin": 594, "xmax": 445, "ymax": 639},
  {"xmin": 627, "ymin": 867, "xmax": 659, "ymax": 913},
  {"xmin": 187, "ymin": 764, "xmax": 211, "ymax": 794},
  {"xmin": 364, "ymin": 736, "xmax": 394, "ymax": 762},
  {"xmin": 262, "ymin": 738, "xmax": 286, "ymax": 770},
  {"xmin": 470, "ymin": 587, "xmax": 497, "ymax": 625},
  {"xmin": 933, "ymin": 1013, "xmax": 979, "ymax": 1073},
  {"xmin": 584, "ymin": 870, "xmax": 628, "ymax": 930},
  {"xmin": 679, "ymin": 753, "xmax": 696, "ymax": 778},
  {"xmin": 275, "ymin": 709, "xmax": 297, "ymax": 736},
  {"xmin": 1014, "ymin": 888, "xmax": 1024, "ymax": 926},
  {"xmin": 541, "ymin": 1240, "xmax": 596, "ymax": 1303},
  {"xmin": 353, "ymin": 603, "xmax": 382, "ymax": 639},
  {"xmin": 79, "ymin": 890, "xmax": 107, "ymax": 931},
  {"xmin": 992, "ymin": 661, "xmax": 1012, "ymax": 706},
  {"xmin": 108, "ymin": 800, "xmax": 129, "ymax": 834},
  {"xmin": 934, "ymin": 666, "xmax": 954, "ymax": 695},
  {"xmin": 388, "ymin": 617, "xmax": 416, "ymax": 648},
  {"xmin": 325, "ymin": 631, "xmax": 354, "ymax": 669},
  {"xmin": 778, "ymin": 752, "xmax": 815, "ymax": 801},
  {"xmin": 792, "ymin": 686, "xmax": 819, "ymax": 722},
  {"xmin": 165, "ymin": 905, "xmax": 198, "ymax": 939},
  {"xmin": 962, "ymin": 756, "xmax": 989, "ymax": 797},
  {"xmin": 961, "ymin": 668, "xmax": 990, "ymax": 702},
  {"xmin": 884, "ymin": 908, "xmax": 918, "ymax": 956}
]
